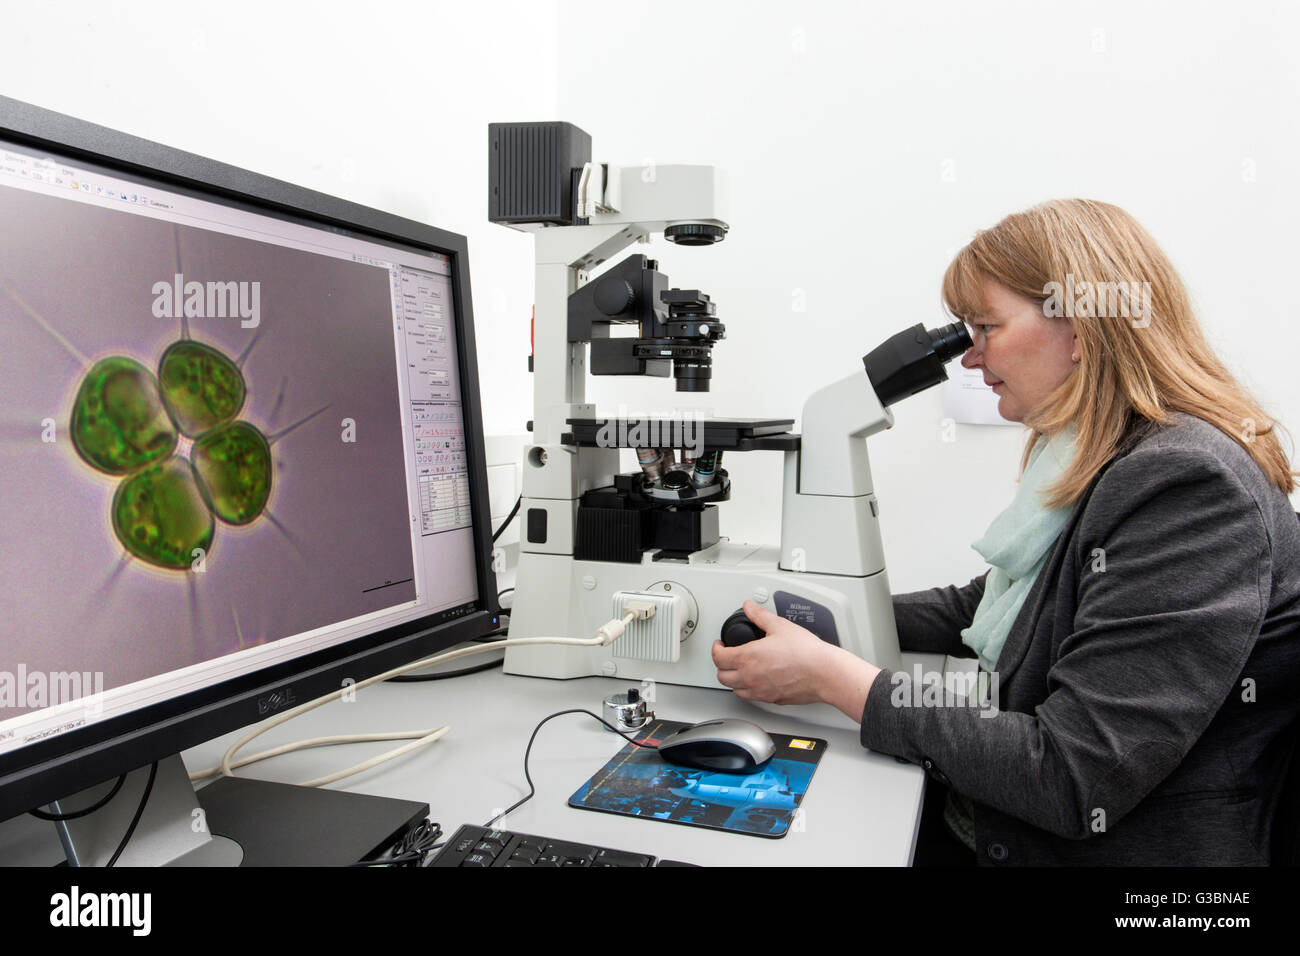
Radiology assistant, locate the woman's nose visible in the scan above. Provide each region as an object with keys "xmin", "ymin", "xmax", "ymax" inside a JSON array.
[{"xmin": 961, "ymin": 346, "xmax": 981, "ymax": 369}]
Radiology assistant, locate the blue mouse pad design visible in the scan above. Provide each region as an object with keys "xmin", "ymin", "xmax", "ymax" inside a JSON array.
[{"xmin": 568, "ymin": 718, "xmax": 826, "ymax": 838}]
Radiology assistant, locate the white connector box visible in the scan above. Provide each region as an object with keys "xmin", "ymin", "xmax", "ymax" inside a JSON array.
[{"xmin": 611, "ymin": 590, "xmax": 682, "ymax": 663}]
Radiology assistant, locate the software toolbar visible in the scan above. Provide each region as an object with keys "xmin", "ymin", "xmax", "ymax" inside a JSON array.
[{"xmin": 396, "ymin": 267, "xmax": 470, "ymax": 536}]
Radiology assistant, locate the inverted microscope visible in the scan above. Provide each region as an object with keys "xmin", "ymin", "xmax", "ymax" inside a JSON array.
[{"xmin": 489, "ymin": 122, "xmax": 970, "ymax": 724}]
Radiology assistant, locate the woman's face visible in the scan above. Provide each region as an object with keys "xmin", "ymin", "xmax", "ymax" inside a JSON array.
[{"xmin": 960, "ymin": 278, "xmax": 1078, "ymax": 423}]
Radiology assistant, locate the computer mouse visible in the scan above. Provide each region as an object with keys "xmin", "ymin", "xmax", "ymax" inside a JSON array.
[{"xmin": 656, "ymin": 718, "xmax": 776, "ymax": 773}]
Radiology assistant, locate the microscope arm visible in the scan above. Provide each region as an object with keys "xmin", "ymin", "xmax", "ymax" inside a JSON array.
[
  {"xmin": 796, "ymin": 370, "xmax": 894, "ymax": 498},
  {"xmin": 778, "ymin": 322, "xmax": 970, "ymax": 576},
  {"xmin": 520, "ymin": 163, "xmax": 728, "ymax": 448},
  {"xmin": 779, "ymin": 370, "xmax": 892, "ymax": 578}
]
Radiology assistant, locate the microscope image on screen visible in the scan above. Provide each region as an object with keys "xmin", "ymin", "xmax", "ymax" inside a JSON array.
[
  {"xmin": 70, "ymin": 338, "xmax": 278, "ymax": 571},
  {"xmin": 0, "ymin": 184, "xmax": 420, "ymax": 706}
]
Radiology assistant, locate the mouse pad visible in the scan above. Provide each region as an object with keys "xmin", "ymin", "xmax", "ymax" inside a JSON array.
[{"xmin": 567, "ymin": 718, "xmax": 826, "ymax": 838}]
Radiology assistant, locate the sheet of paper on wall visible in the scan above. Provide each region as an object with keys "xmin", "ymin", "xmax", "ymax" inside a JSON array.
[{"xmin": 942, "ymin": 367, "xmax": 1018, "ymax": 426}]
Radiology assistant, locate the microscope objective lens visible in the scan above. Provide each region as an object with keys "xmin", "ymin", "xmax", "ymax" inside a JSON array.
[{"xmin": 692, "ymin": 450, "xmax": 721, "ymax": 488}]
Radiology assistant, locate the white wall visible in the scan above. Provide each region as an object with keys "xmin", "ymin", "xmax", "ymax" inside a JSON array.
[
  {"xmin": 3, "ymin": 1, "xmax": 1295, "ymax": 594},
  {"xmin": 556, "ymin": 0, "xmax": 1300, "ymax": 591}
]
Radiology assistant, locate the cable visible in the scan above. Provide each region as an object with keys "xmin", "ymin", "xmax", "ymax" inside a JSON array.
[
  {"xmin": 385, "ymin": 655, "xmax": 503, "ymax": 682},
  {"xmin": 41, "ymin": 628, "xmax": 505, "ymax": 812},
  {"xmin": 28, "ymin": 773, "xmax": 127, "ymax": 821},
  {"xmin": 299, "ymin": 727, "xmax": 450, "ymax": 788},
  {"xmin": 105, "ymin": 761, "xmax": 158, "ymax": 868},
  {"xmin": 492, "ymin": 496, "xmax": 521, "ymax": 543},
  {"xmin": 385, "ymin": 628, "xmax": 508, "ymax": 683},
  {"xmin": 484, "ymin": 709, "xmax": 659, "ymax": 829},
  {"xmin": 352, "ymin": 819, "xmax": 444, "ymax": 867},
  {"xmin": 190, "ymin": 729, "xmax": 451, "ymax": 784},
  {"xmin": 191, "ymin": 608, "xmax": 648, "ymax": 786}
]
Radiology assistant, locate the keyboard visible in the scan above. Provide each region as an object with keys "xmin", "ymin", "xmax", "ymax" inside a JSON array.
[{"xmin": 430, "ymin": 824, "xmax": 695, "ymax": 867}]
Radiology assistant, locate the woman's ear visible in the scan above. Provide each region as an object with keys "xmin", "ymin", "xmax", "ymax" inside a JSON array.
[{"xmin": 1071, "ymin": 332, "xmax": 1080, "ymax": 364}]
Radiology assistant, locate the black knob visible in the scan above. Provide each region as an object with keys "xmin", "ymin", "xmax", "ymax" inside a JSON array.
[
  {"xmin": 594, "ymin": 277, "xmax": 635, "ymax": 316},
  {"xmin": 720, "ymin": 609, "xmax": 765, "ymax": 647}
]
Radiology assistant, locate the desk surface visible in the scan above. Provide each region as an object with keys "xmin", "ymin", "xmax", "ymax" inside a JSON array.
[
  {"xmin": 1, "ymin": 651, "xmax": 936, "ymax": 866},
  {"xmin": 183, "ymin": 654, "xmax": 931, "ymax": 867}
]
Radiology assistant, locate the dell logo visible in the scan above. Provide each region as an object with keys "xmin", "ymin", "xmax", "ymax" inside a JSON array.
[{"xmin": 257, "ymin": 687, "xmax": 297, "ymax": 715}]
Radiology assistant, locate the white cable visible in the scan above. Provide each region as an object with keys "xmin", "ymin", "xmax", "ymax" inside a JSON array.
[
  {"xmin": 188, "ymin": 730, "xmax": 447, "ymax": 782},
  {"xmin": 298, "ymin": 726, "xmax": 451, "ymax": 788},
  {"xmin": 192, "ymin": 611, "xmax": 641, "ymax": 786}
]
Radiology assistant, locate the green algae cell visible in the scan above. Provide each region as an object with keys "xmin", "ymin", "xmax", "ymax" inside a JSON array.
[
  {"xmin": 73, "ymin": 338, "xmax": 271, "ymax": 571},
  {"xmin": 192, "ymin": 420, "xmax": 272, "ymax": 525},
  {"xmin": 111, "ymin": 457, "xmax": 215, "ymax": 569},
  {"xmin": 158, "ymin": 340, "xmax": 246, "ymax": 437},
  {"xmin": 71, "ymin": 357, "xmax": 178, "ymax": 475}
]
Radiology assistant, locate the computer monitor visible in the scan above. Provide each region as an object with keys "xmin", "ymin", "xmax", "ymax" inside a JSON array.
[{"xmin": 0, "ymin": 97, "xmax": 501, "ymax": 861}]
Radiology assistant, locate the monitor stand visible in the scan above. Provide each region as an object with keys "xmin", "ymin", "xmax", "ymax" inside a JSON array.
[{"xmin": 50, "ymin": 755, "xmax": 429, "ymax": 866}]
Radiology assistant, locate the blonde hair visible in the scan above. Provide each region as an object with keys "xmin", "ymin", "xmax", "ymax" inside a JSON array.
[{"xmin": 942, "ymin": 199, "xmax": 1296, "ymax": 505}]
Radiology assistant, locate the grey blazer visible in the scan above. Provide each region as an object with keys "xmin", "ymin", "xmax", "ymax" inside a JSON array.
[{"xmin": 859, "ymin": 413, "xmax": 1300, "ymax": 865}]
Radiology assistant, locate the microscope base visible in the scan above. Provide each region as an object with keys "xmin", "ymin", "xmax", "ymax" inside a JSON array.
[{"xmin": 503, "ymin": 540, "xmax": 900, "ymax": 728}]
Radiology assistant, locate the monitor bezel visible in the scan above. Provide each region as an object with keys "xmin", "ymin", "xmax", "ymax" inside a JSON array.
[{"xmin": 0, "ymin": 96, "xmax": 502, "ymax": 821}]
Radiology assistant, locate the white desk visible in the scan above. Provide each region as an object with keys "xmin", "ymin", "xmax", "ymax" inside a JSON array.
[
  {"xmin": 1, "ymin": 651, "xmax": 939, "ymax": 866},
  {"xmin": 187, "ymin": 651, "xmax": 934, "ymax": 866}
]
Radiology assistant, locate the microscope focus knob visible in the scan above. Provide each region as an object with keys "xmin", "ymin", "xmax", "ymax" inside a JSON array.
[
  {"xmin": 720, "ymin": 609, "xmax": 766, "ymax": 647},
  {"xmin": 594, "ymin": 277, "xmax": 636, "ymax": 316}
]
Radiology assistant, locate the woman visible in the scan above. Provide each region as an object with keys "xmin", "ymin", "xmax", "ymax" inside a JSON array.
[{"xmin": 712, "ymin": 199, "xmax": 1300, "ymax": 865}]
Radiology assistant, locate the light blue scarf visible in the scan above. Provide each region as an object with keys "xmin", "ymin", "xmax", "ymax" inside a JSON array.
[{"xmin": 960, "ymin": 426, "xmax": 1077, "ymax": 671}]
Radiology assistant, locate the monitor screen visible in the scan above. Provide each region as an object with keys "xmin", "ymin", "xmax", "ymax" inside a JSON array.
[{"xmin": 0, "ymin": 105, "xmax": 497, "ymax": 813}]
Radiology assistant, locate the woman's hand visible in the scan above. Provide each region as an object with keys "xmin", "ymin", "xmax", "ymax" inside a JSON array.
[{"xmin": 711, "ymin": 600, "xmax": 882, "ymax": 720}]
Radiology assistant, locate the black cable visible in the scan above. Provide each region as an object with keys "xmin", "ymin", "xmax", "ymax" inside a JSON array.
[
  {"xmin": 492, "ymin": 496, "xmax": 521, "ymax": 543},
  {"xmin": 400, "ymin": 820, "xmax": 443, "ymax": 865},
  {"xmin": 497, "ymin": 587, "xmax": 514, "ymax": 603},
  {"xmin": 371, "ymin": 823, "xmax": 442, "ymax": 867},
  {"xmin": 386, "ymin": 656, "xmax": 503, "ymax": 682},
  {"xmin": 484, "ymin": 709, "xmax": 658, "ymax": 828},
  {"xmin": 352, "ymin": 819, "xmax": 443, "ymax": 867},
  {"xmin": 385, "ymin": 628, "xmax": 508, "ymax": 683},
  {"xmin": 105, "ymin": 761, "xmax": 158, "ymax": 868},
  {"xmin": 28, "ymin": 773, "xmax": 128, "ymax": 822}
]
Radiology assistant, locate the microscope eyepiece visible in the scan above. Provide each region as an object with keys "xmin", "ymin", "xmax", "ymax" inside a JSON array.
[
  {"xmin": 862, "ymin": 322, "xmax": 972, "ymax": 408},
  {"xmin": 926, "ymin": 322, "xmax": 972, "ymax": 364}
]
